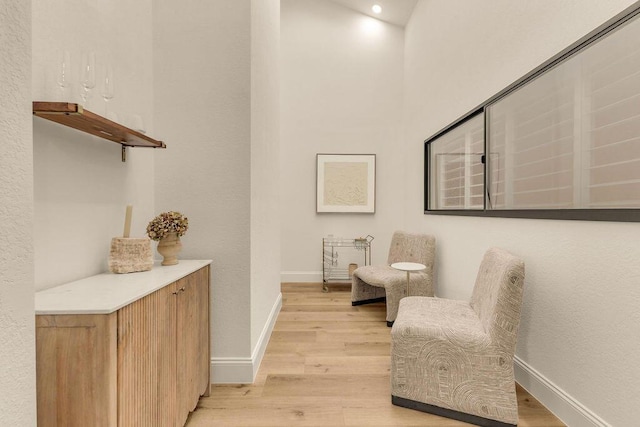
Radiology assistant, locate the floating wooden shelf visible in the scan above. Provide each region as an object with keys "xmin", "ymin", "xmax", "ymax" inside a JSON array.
[{"xmin": 33, "ymin": 101, "xmax": 166, "ymax": 150}]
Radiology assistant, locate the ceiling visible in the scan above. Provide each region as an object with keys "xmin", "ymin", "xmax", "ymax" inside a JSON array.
[{"xmin": 328, "ymin": 0, "xmax": 418, "ymax": 27}]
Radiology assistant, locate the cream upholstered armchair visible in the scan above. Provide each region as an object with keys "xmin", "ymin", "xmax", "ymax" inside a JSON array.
[
  {"xmin": 390, "ymin": 247, "xmax": 525, "ymax": 427},
  {"xmin": 351, "ymin": 231, "xmax": 435, "ymax": 326}
]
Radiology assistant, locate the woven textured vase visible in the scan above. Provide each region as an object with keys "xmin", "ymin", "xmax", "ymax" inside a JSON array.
[{"xmin": 157, "ymin": 232, "xmax": 182, "ymax": 266}]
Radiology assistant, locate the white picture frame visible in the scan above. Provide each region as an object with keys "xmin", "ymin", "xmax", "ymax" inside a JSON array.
[{"xmin": 316, "ymin": 153, "xmax": 376, "ymax": 213}]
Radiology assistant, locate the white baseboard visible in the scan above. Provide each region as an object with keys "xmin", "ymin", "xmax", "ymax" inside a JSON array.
[
  {"xmin": 210, "ymin": 356, "xmax": 254, "ymax": 384},
  {"xmin": 514, "ymin": 356, "xmax": 610, "ymax": 427},
  {"xmin": 210, "ymin": 292, "xmax": 282, "ymax": 384},
  {"xmin": 250, "ymin": 292, "xmax": 282, "ymax": 380},
  {"xmin": 280, "ymin": 270, "xmax": 322, "ymax": 283}
]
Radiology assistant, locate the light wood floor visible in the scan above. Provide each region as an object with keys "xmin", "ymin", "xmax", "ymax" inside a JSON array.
[{"xmin": 186, "ymin": 283, "xmax": 565, "ymax": 427}]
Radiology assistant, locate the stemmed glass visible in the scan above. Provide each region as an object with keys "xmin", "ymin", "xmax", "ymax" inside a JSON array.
[
  {"xmin": 79, "ymin": 52, "xmax": 96, "ymax": 107},
  {"xmin": 102, "ymin": 64, "xmax": 115, "ymax": 117},
  {"xmin": 56, "ymin": 51, "xmax": 71, "ymax": 101}
]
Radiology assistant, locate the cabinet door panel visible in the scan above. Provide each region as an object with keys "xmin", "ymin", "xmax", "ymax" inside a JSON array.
[
  {"xmin": 118, "ymin": 284, "xmax": 177, "ymax": 426},
  {"xmin": 36, "ymin": 314, "xmax": 117, "ymax": 427},
  {"xmin": 157, "ymin": 282, "xmax": 179, "ymax": 427},
  {"xmin": 195, "ymin": 266, "xmax": 211, "ymax": 396},
  {"xmin": 175, "ymin": 266, "xmax": 211, "ymax": 425},
  {"xmin": 176, "ymin": 275, "xmax": 198, "ymax": 425}
]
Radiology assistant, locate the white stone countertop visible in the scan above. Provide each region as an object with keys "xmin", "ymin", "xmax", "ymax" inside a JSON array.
[{"xmin": 35, "ymin": 259, "xmax": 212, "ymax": 315}]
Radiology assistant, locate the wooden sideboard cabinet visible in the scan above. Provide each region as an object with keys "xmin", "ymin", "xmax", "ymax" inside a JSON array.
[{"xmin": 35, "ymin": 261, "xmax": 211, "ymax": 427}]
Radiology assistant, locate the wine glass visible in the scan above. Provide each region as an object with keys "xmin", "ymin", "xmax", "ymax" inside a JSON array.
[
  {"xmin": 80, "ymin": 52, "xmax": 96, "ymax": 106},
  {"xmin": 56, "ymin": 50, "xmax": 71, "ymax": 101},
  {"xmin": 102, "ymin": 64, "xmax": 115, "ymax": 117},
  {"xmin": 131, "ymin": 114, "xmax": 146, "ymax": 134}
]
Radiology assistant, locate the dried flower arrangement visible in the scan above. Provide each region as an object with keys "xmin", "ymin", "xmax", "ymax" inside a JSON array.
[{"xmin": 146, "ymin": 211, "xmax": 189, "ymax": 241}]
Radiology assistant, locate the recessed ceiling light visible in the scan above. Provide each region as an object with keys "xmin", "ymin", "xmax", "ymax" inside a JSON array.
[{"xmin": 372, "ymin": 4, "xmax": 382, "ymax": 14}]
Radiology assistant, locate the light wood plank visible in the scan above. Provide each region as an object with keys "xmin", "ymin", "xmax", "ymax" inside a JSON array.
[
  {"xmin": 274, "ymin": 320, "xmax": 385, "ymax": 331},
  {"xmin": 270, "ymin": 330, "xmax": 318, "ymax": 343},
  {"xmin": 316, "ymin": 329, "xmax": 391, "ymax": 343},
  {"xmin": 189, "ymin": 397, "xmax": 346, "ymax": 427},
  {"xmin": 343, "ymin": 402, "xmax": 472, "ymax": 426},
  {"xmin": 265, "ymin": 340, "xmax": 346, "ymax": 356},
  {"xmin": 206, "ymin": 383, "xmax": 266, "ymax": 400},
  {"xmin": 255, "ymin": 353, "xmax": 306, "ymax": 384},
  {"xmin": 281, "ymin": 304, "xmax": 356, "ymax": 312},
  {"xmin": 277, "ymin": 311, "xmax": 387, "ymax": 322},
  {"xmin": 262, "ymin": 374, "xmax": 389, "ymax": 398},
  {"xmin": 304, "ymin": 356, "xmax": 390, "ymax": 375}
]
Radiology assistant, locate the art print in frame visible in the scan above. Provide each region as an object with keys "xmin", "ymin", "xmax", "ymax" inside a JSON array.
[{"xmin": 316, "ymin": 154, "xmax": 376, "ymax": 213}]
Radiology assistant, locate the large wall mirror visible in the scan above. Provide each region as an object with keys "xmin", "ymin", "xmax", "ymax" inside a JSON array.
[{"xmin": 425, "ymin": 3, "xmax": 640, "ymax": 221}]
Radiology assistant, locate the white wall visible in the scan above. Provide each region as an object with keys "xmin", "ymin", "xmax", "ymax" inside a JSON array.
[
  {"xmin": 32, "ymin": 0, "xmax": 155, "ymax": 290},
  {"xmin": 250, "ymin": 0, "xmax": 283, "ymax": 358},
  {"xmin": 0, "ymin": 2, "xmax": 36, "ymax": 425},
  {"xmin": 280, "ymin": 0, "xmax": 406, "ymax": 281},
  {"xmin": 403, "ymin": 1, "xmax": 640, "ymax": 426},
  {"xmin": 153, "ymin": 0, "xmax": 252, "ymax": 365},
  {"xmin": 154, "ymin": 0, "xmax": 282, "ymax": 383}
]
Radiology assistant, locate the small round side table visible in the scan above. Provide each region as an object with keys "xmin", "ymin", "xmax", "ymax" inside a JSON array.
[{"xmin": 391, "ymin": 262, "xmax": 426, "ymax": 297}]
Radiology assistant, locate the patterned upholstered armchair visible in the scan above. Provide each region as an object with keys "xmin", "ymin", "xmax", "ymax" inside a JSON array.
[
  {"xmin": 351, "ymin": 231, "xmax": 435, "ymax": 326},
  {"xmin": 390, "ymin": 247, "xmax": 525, "ymax": 427}
]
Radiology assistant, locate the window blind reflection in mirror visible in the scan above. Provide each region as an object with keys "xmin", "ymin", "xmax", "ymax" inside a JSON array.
[
  {"xmin": 428, "ymin": 113, "xmax": 484, "ymax": 210},
  {"xmin": 487, "ymin": 14, "xmax": 640, "ymax": 209}
]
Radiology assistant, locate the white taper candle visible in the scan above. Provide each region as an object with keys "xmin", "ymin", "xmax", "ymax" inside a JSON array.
[{"xmin": 123, "ymin": 205, "xmax": 133, "ymax": 238}]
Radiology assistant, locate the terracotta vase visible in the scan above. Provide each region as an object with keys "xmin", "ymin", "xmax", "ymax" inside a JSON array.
[{"xmin": 157, "ymin": 232, "xmax": 182, "ymax": 266}]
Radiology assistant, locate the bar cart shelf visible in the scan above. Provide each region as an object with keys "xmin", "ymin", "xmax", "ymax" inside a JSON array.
[{"xmin": 322, "ymin": 235, "xmax": 373, "ymax": 292}]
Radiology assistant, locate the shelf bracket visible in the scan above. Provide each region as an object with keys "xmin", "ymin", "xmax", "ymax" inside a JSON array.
[{"xmin": 122, "ymin": 146, "xmax": 127, "ymax": 162}]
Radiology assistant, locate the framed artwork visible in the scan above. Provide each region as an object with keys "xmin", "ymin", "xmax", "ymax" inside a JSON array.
[{"xmin": 316, "ymin": 153, "xmax": 376, "ymax": 213}]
